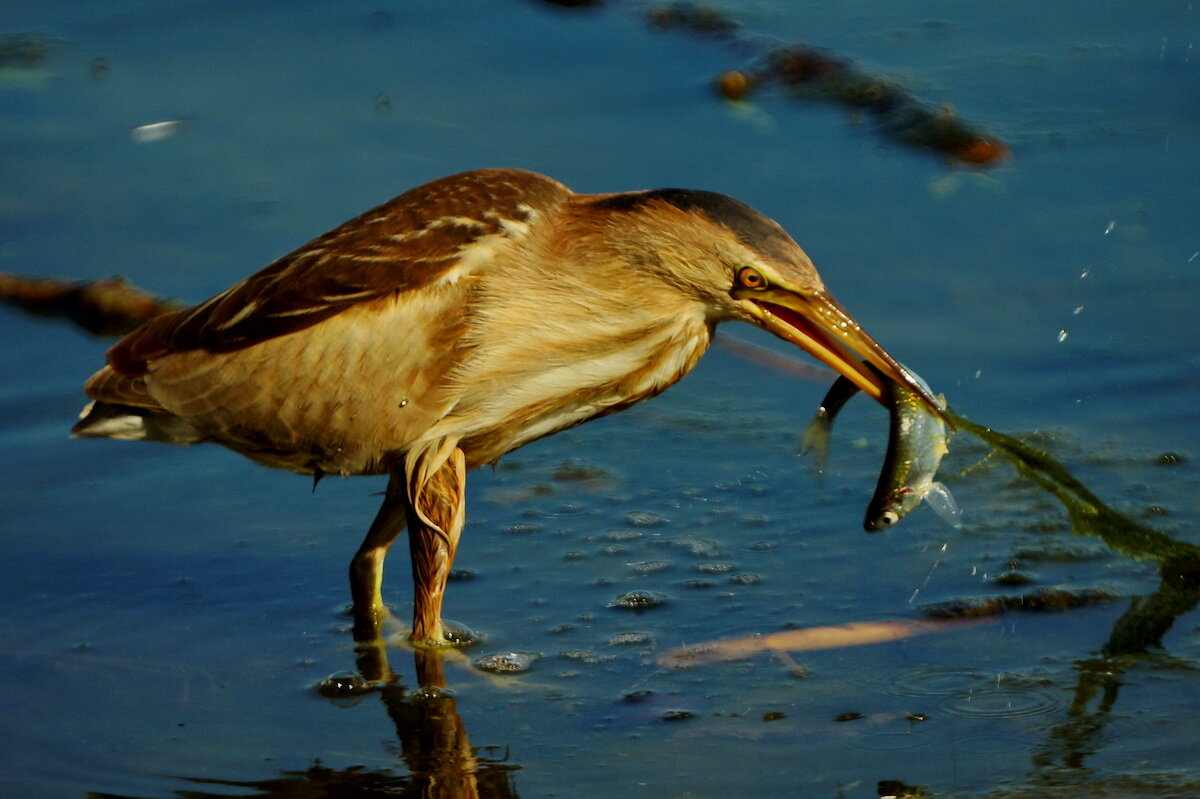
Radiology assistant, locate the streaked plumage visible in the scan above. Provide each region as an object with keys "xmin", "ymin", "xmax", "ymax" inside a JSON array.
[{"xmin": 75, "ymin": 168, "xmax": 936, "ymax": 645}]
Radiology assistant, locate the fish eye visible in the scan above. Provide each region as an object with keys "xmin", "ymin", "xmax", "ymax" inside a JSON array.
[
  {"xmin": 735, "ymin": 266, "xmax": 767, "ymax": 290},
  {"xmin": 879, "ymin": 511, "xmax": 899, "ymax": 527}
]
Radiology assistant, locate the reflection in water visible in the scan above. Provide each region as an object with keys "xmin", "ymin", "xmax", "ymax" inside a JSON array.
[
  {"xmin": 939, "ymin": 413, "xmax": 1200, "ymax": 791},
  {"xmin": 12, "ymin": 274, "xmax": 1199, "ymax": 795},
  {"xmin": 1028, "ymin": 560, "xmax": 1200, "ymax": 777},
  {"xmin": 92, "ymin": 644, "xmax": 521, "ymax": 799}
]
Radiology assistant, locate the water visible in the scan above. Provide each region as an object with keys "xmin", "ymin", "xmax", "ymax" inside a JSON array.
[{"xmin": 2, "ymin": 1, "xmax": 1199, "ymax": 796}]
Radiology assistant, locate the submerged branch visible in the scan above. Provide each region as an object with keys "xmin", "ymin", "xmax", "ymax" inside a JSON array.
[
  {"xmin": 945, "ymin": 409, "xmax": 1200, "ymax": 566},
  {"xmin": 0, "ymin": 272, "xmax": 183, "ymax": 337}
]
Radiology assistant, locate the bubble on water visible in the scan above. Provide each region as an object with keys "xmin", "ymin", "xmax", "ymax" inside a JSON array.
[
  {"xmin": 409, "ymin": 685, "xmax": 449, "ymax": 701},
  {"xmin": 695, "ymin": 562, "xmax": 735, "ymax": 574},
  {"xmin": 315, "ymin": 671, "xmax": 371, "ymax": 702},
  {"xmin": 649, "ymin": 536, "xmax": 722, "ymax": 558},
  {"xmin": 622, "ymin": 688, "xmax": 656, "ymax": 703},
  {"xmin": 608, "ymin": 631, "xmax": 654, "ymax": 646},
  {"xmin": 475, "ymin": 652, "xmax": 539, "ymax": 673},
  {"xmin": 610, "ymin": 590, "xmax": 668, "ymax": 611},
  {"xmin": 629, "ymin": 560, "xmax": 672, "ymax": 575},
  {"xmin": 440, "ymin": 619, "xmax": 482, "ymax": 647},
  {"xmin": 626, "ymin": 511, "xmax": 668, "ymax": 528},
  {"xmin": 543, "ymin": 502, "xmax": 591, "ymax": 518},
  {"xmin": 604, "ymin": 529, "xmax": 644, "ymax": 542}
]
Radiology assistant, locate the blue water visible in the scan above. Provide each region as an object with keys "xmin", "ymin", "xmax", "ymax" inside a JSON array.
[{"xmin": 2, "ymin": 1, "xmax": 1198, "ymax": 797}]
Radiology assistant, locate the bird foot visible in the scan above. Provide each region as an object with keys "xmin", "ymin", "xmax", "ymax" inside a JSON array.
[
  {"xmin": 350, "ymin": 602, "xmax": 398, "ymax": 644},
  {"xmin": 409, "ymin": 618, "xmax": 481, "ymax": 649}
]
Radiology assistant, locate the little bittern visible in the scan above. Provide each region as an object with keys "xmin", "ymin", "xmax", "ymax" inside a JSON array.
[{"xmin": 74, "ymin": 168, "xmax": 937, "ymax": 646}]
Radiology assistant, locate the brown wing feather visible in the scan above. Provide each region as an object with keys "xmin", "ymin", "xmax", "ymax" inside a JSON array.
[
  {"xmin": 106, "ymin": 169, "xmax": 570, "ymax": 376},
  {"xmin": 83, "ymin": 367, "xmax": 163, "ymax": 410}
]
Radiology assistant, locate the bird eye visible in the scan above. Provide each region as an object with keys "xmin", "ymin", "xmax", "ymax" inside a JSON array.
[{"xmin": 736, "ymin": 266, "xmax": 767, "ymax": 290}]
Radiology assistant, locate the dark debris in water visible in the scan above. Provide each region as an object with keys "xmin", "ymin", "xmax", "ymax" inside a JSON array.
[
  {"xmin": 525, "ymin": 0, "xmax": 1008, "ymax": 165},
  {"xmin": 0, "ymin": 34, "xmax": 51, "ymax": 68},
  {"xmin": 0, "ymin": 272, "xmax": 184, "ymax": 337},
  {"xmin": 878, "ymin": 779, "xmax": 932, "ymax": 799},
  {"xmin": 659, "ymin": 708, "xmax": 695, "ymax": 722},
  {"xmin": 552, "ymin": 459, "xmax": 613, "ymax": 482},
  {"xmin": 921, "ymin": 588, "xmax": 1115, "ymax": 620},
  {"xmin": 647, "ymin": 2, "xmax": 1008, "ymax": 165}
]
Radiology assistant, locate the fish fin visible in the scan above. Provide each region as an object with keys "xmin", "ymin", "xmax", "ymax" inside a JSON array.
[
  {"xmin": 923, "ymin": 482, "xmax": 963, "ymax": 529},
  {"xmin": 798, "ymin": 409, "xmax": 832, "ymax": 475}
]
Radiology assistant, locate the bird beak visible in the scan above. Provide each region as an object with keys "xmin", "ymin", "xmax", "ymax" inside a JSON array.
[{"xmin": 736, "ymin": 287, "xmax": 943, "ymax": 415}]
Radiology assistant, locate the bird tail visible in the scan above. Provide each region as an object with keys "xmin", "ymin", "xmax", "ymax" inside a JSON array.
[
  {"xmin": 72, "ymin": 400, "xmax": 204, "ymax": 444},
  {"xmin": 72, "ymin": 365, "xmax": 203, "ymax": 445}
]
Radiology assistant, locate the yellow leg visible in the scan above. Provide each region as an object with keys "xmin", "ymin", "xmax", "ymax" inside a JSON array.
[
  {"xmin": 405, "ymin": 442, "xmax": 467, "ymax": 646},
  {"xmin": 349, "ymin": 471, "xmax": 407, "ymax": 642}
]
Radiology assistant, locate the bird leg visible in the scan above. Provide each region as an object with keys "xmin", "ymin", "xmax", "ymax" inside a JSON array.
[
  {"xmin": 404, "ymin": 440, "xmax": 467, "ymax": 647},
  {"xmin": 350, "ymin": 471, "xmax": 408, "ymax": 641}
]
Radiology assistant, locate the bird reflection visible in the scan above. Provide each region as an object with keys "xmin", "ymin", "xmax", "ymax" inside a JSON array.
[
  {"xmin": 88, "ymin": 644, "xmax": 520, "ymax": 799},
  {"xmin": 1029, "ymin": 559, "xmax": 1200, "ymax": 775}
]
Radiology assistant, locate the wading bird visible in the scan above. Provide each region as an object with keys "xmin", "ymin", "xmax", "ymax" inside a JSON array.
[{"xmin": 74, "ymin": 169, "xmax": 936, "ymax": 646}]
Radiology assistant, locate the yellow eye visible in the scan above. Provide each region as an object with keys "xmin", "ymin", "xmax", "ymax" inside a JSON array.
[{"xmin": 736, "ymin": 266, "xmax": 767, "ymax": 290}]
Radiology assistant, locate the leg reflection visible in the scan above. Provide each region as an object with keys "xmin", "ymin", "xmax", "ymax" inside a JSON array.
[{"xmin": 349, "ymin": 635, "xmax": 520, "ymax": 799}]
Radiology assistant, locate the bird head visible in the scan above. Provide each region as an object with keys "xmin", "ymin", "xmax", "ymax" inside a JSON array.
[{"xmin": 585, "ymin": 187, "xmax": 941, "ymax": 414}]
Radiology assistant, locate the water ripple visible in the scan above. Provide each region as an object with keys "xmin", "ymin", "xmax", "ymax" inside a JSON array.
[
  {"xmin": 847, "ymin": 731, "xmax": 936, "ymax": 752},
  {"xmin": 886, "ymin": 667, "xmax": 993, "ymax": 697},
  {"xmin": 939, "ymin": 684, "xmax": 1065, "ymax": 718}
]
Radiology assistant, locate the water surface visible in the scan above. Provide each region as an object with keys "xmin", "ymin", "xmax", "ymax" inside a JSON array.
[{"xmin": 2, "ymin": 1, "xmax": 1198, "ymax": 797}]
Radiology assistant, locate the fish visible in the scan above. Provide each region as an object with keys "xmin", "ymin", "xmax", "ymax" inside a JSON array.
[
  {"xmin": 799, "ymin": 368, "xmax": 961, "ymax": 530},
  {"xmin": 797, "ymin": 375, "xmax": 859, "ymax": 475},
  {"xmin": 864, "ymin": 371, "xmax": 962, "ymax": 532}
]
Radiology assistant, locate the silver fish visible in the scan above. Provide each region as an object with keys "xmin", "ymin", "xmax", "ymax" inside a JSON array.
[
  {"xmin": 799, "ymin": 369, "xmax": 961, "ymax": 530},
  {"xmin": 798, "ymin": 375, "xmax": 859, "ymax": 475},
  {"xmin": 864, "ymin": 372, "xmax": 961, "ymax": 532}
]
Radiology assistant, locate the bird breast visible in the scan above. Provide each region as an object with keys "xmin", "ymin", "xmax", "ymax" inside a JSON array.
[{"xmin": 437, "ymin": 267, "xmax": 715, "ymax": 467}]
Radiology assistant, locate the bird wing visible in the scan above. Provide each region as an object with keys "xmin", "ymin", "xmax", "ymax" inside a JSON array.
[{"xmin": 105, "ymin": 168, "xmax": 570, "ymax": 376}]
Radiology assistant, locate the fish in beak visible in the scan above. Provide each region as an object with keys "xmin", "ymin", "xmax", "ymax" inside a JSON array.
[{"xmin": 736, "ymin": 285, "xmax": 944, "ymax": 420}]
